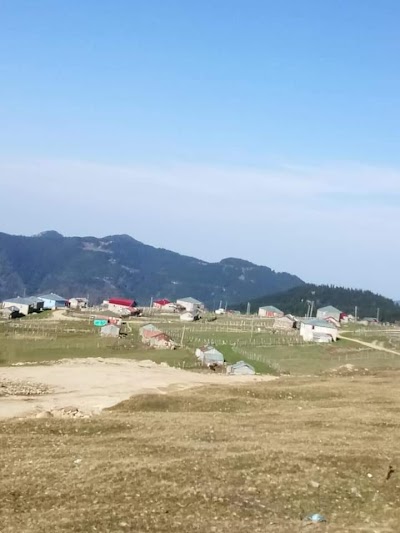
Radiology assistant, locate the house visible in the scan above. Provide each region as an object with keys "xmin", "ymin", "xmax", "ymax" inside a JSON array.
[
  {"xmin": 227, "ymin": 360, "xmax": 255, "ymax": 375},
  {"xmin": 361, "ymin": 317, "xmax": 379, "ymax": 325},
  {"xmin": 100, "ymin": 324, "xmax": 120, "ymax": 337},
  {"xmin": 68, "ymin": 297, "xmax": 88, "ymax": 309},
  {"xmin": 38, "ymin": 293, "xmax": 68, "ymax": 310},
  {"xmin": 153, "ymin": 299, "xmax": 171, "ymax": 309},
  {"xmin": 1, "ymin": 297, "xmax": 44, "ymax": 316},
  {"xmin": 316, "ymin": 305, "xmax": 342, "ymax": 323},
  {"xmin": 176, "ymin": 297, "xmax": 204, "ymax": 313},
  {"xmin": 105, "ymin": 297, "xmax": 137, "ymax": 316},
  {"xmin": 195, "ymin": 345, "xmax": 224, "ymax": 366},
  {"xmin": 300, "ymin": 319, "xmax": 338, "ymax": 342},
  {"xmin": 273, "ymin": 315, "xmax": 295, "ymax": 329},
  {"xmin": 148, "ymin": 332, "xmax": 176, "ymax": 350},
  {"xmin": 258, "ymin": 305, "xmax": 284, "ymax": 318},
  {"xmin": 180, "ymin": 311, "xmax": 198, "ymax": 322},
  {"xmin": 153, "ymin": 299, "xmax": 177, "ymax": 312}
]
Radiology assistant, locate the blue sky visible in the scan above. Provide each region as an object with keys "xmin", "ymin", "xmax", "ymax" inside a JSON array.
[{"xmin": 1, "ymin": 1, "xmax": 400, "ymax": 297}]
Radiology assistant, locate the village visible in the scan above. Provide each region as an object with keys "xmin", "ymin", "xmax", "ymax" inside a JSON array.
[{"xmin": 0, "ymin": 290, "xmax": 386, "ymax": 377}]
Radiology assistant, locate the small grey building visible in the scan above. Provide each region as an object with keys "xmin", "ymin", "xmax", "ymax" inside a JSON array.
[
  {"xmin": 100, "ymin": 324, "xmax": 120, "ymax": 337},
  {"xmin": 195, "ymin": 345, "xmax": 224, "ymax": 366},
  {"xmin": 227, "ymin": 361, "xmax": 255, "ymax": 375}
]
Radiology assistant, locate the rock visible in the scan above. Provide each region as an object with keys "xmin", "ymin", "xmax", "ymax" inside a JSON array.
[
  {"xmin": 351, "ymin": 487, "xmax": 362, "ymax": 498},
  {"xmin": 309, "ymin": 481, "xmax": 320, "ymax": 489},
  {"xmin": 36, "ymin": 411, "xmax": 53, "ymax": 419}
]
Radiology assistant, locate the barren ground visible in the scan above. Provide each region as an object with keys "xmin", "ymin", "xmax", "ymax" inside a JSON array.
[
  {"xmin": 2, "ymin": 372, "xmax": 400, "ymax": 532},
  {"xmin": 0, "ymin": 358, "xmax": 274, "ymax": 418}
]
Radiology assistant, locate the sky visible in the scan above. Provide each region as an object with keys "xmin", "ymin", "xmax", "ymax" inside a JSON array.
[{"xmin": 1, "ymin": 1, "xmax": 400, "ymax": 298}]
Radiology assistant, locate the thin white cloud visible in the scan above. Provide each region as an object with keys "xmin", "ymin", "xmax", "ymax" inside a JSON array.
[{"xmin": 0, "ymin": 157, "xmax": 399, "ymax": 296}]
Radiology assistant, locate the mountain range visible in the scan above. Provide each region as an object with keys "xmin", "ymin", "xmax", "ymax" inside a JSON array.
[{"xmin": 0, "ymin": 231, "xmax": 304, "ymax": 305}]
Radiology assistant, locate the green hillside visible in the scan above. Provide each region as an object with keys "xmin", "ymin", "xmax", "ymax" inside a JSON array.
[
  {"xmin": 236, "ymin": 284, "xmax": 400, "ymax": 322},
  {"xmin": 0, "ymin": 231, "xmax": 303, "ymax": 305}
]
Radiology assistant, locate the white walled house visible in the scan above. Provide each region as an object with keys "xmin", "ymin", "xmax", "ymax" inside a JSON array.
[
  {"xmin": 258, "ymin": 305, "xmax": 284, "ymax": 318},
  {"xmin": 1, "ymin": 297, "xmax": 44, "ymax": 316},
  {"xmin": 38, "ymin": 293, "xmax": 67, "ymax": 310},
  {"xmin": 273, "ymin": 315, "xmax": 295, "ymax": 329},
  {"xmin": 180, "ymin": 311, "xmax": 197, "ymax": 322},
  {"xmin": 300, "ymin": 319, "xmax": 338, "ymax": 342},
  {"xmin": 69, "ymin": 297, "xmax": 88, "ymax": 309},
  {"xmin": 176, "ymin": 297, "xmax": 204, "ymax": 313}
]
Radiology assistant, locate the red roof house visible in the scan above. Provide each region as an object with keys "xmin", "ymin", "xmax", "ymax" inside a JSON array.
[
  {"xmin": 153, "ymin": 299, "xmax": 171, "ymax": 308},
  {"xmin": 108, "ymin": 298, "xmax": 136, "ymax": 308}
]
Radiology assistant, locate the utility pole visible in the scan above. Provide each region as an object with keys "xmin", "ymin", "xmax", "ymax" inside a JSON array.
[
  {"xmin": 377, "ymin": 307, "xmax": 380, "ymax": 322},
  {"xmin": 219, "ymin": 300, "xmax": 222, "ymax": 310},
  {"xmin": 246, "ymin": 302, "xmax": 250, "ymax": 315},
  {"xmin": 310, "ymin": 300, "xmax": 314, "ymax": 318},
  {"xmin": 355, "ymin": 306, "xmax": 358, "ymax": 322},
  {"xmin": 180, "ymin": 326, "xmax": 186, "ymax": 347}
]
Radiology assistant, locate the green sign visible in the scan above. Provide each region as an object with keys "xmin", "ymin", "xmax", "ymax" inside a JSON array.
[{"xmin": 93, "ymin": 319, "xmax": 108, "ymax": 327}]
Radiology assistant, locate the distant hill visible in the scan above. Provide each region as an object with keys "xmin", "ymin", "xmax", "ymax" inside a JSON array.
[
  {"xmin": 235, "ymin": 284, "xmax": 400, "ymax": 322},
  {"xmin": 0, "ymin": 231, "xmax": 304, "ymax": 305}
]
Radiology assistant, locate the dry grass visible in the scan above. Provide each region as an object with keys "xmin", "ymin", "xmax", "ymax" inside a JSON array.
[{"xmin": 1, "ymin": 373, "xmax": 400, "ymax": 532}]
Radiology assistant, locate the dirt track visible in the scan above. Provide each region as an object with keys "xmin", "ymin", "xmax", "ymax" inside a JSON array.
[
  {"xmin": 338, "ymin": 334, "xmax": 400, "ymax": 355},
  {"xmin": 0, "ymin": 358, "xmax": 276, "ymax": 419}
]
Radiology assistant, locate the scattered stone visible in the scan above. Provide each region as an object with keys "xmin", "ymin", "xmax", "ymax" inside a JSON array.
[
  {"xmin": 74, "ymin": 459, "xmax": 82, "ymax": 465},
  {"xmin": 51, "ymin": 407, "xmax": 89, "ymax": 419},
  {"xmin": 305, "ymin": 513, "xmax": 327, "ymax": 523},
  {"xmin": 351, "ymin": 487, "xmax": 362, "ymax": 498},
  {"xmin": 35, "ymin": 411, "xmax": 53, "ymax": 419},
  {"xmin": 0, "ymin": 378, "xmax": 52, "ymax": 396},
  {"xmin": 309, "ymin": 480, "xmax": 320, "ymax": 489},
  {"xmin": 367, "ymin": 473, "xmax": 373, "ymax": 478}
]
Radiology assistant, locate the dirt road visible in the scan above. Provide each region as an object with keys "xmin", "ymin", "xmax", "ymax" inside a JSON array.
[
  {"xmin": 0, "ymin": 358, "xmax": 276, "ymax": 419},
  {"xmin": 338, "ymin": 334, "xmax": 400, "ymax": 355}
]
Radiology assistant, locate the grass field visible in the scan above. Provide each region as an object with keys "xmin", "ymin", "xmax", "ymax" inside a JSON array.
[
  {"xmin": 1, "ymin": 312, "xmax": 400, "ymax": 375},
  {"xmin": 2, "ymin": 373, "xmax": 400, "ymax": 532}
]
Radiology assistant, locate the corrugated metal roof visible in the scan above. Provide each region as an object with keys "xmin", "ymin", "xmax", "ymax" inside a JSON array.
[
  {"xmin": 301, "ymin": 318, "xmax": 337, "ymax": 329},
  {"xmin": 154, "ymin": 299, "xmax": 171, "ymax": 306},
  {"xmin": 140, "ymin": 323, "xmax": 159, "ymax": 331},
  {"xmin": 38, "ymin": 293, "xmax": 67, "ymax": 301},
  {"xmin": 259, "ymin": 305, "xmax": 283, "ymax": 313},
  {"xmin": 231, "ymin": 360, "xmax": 255, "ymax": 371},
  {"xmin": 317, "ymin": 305, "xmax": 341, "ymax": 313},
  {"xmin": 178, "ymin": 297, "xmax": 203, "ymax": 304},
  {"xmin": 108, "ymin": 298, "xmax": 136, "ymax": 307},
  {"xmin": 3, "ymin": 296, "xmax": 41, "ymax": 305}
]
